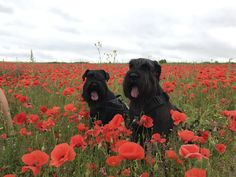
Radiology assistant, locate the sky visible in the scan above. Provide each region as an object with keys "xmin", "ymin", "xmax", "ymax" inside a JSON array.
[{"xmin": 0, "ymin": 0, "xmax": 236, "ymax": 63}]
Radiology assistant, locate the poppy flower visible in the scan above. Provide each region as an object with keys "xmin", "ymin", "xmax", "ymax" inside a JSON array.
[
  {"xmin": 215, "ymin": 143, "xmax": 226, "ymax": 154},
  {"xmin": 178, "ymin": 130, "xmax": 196, "ymax": 143},
  {"xmin": 165, "ymin": 150, "xmax": 177, "ymax": 160},
  {"xmin": 19, "ymin": 127, "xmax": 32, "ymax": 136},
  {"xmin": 140, "ymin": 172, "xmax": 149, "ymax": 177},
  {"xmin": 64, "ymin": 103, "xmax": 77, "ymax": 112},
  {"xmin": 63, "ymin": 87, "xmax": 75, "ymax": 96},
  {"xmin": 223, "ymin": 110, "xmax": 236, "ymax": 119},
  {"xmin": 3, "ymin": 175, "xmax": 15, "ymax": 177},
  {"xmin": 77, "ymin": 123, "xmax": 88, "ymax": 132},
  {"xmin": 121, "ymin": 168, "xmax": 131, "ymax": 176},
  {"xmin": 40, "ymin": 105, "xmax": 48, "ymax": 113},
  {"xmin": 111, "ymin": 140, "xmax": 129, "ymax": 152},
  {"xmin": 150, "ymin": 133, "xmax": 166, "ymax": 143},
  {"xmin": 46, "ymin": 106, "xmax": 60, "ymax": 117},
  {"xmin": 28, "ymin": 114, "xmax": 39, "ymax": 124},
  {"xmin": 139, "ymin": 115, "xmax": 153, "ymax": 128},
  {"xmin": 50, "ymin": 143, "xmax": 76, "ymax": 167},
  {"xmin": 184, "ymin": 168, "xmax": 206, "ymax": 177},
  {"xmin": 70, "ymin": 134, "xmax": 87, "ymax": 150},
  {"xmin": 118, "ymin": 142, "xmax": 145, "ymax": 160},
  {"xmin": 170, "ymin": 110, "xmax": 187, "ymax": 125},
  {"xmin": 1, "ymin": 133, "xmax": 7, "ymax": 139},
  {"xmin": 108, "ymin": 114, "xmax": 124, "ymax": 129},
  {"xmin": 179, "ymin": 144, "xmax": 203, "ymax": 160},
  {"xmin": 21, "ymin": 150, "xmax": 49, "ymax": 176},
  {"xmin": 106, "ymin": 155, "xmax": 123, "ymax": 167},
  {"xmin": 229, "ymin": 119, "xmax": 236, "ymax": 132},
  {"xmin": 200, "ymin": 148, "xmax": 211, "ymax": 159},
  {"xmin": 13, "ymin": 112, "xmax": 27, "ymax": 125},
  {"xmin": 78, "ymin": 109, "xmax": 89, "ymax": 119}
]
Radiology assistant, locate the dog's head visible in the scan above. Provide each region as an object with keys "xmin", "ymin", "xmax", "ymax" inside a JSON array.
[
  {"xmin": 82, "ymin": 69, "xmax": 110, "ymax": 103},
  {"xmin": 123, "ymin": 58, "xmax": 162, "ymax": 101}
]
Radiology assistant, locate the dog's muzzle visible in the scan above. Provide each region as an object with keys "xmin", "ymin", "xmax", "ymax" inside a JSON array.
[{"xmin": 88, "ymin": 82, "xmax": 100, "ymax": 101}]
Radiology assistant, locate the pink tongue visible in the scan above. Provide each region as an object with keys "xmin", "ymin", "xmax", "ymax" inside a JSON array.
[
  {"xmin": 131, "ymin": 87, "xmax": 139, "ymax": 98},
  {"xmin": 91, "ymin": 91, "xmax": 99, "ymax": 101}
]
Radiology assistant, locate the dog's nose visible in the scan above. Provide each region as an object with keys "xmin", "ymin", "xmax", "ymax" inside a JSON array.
[{"xmin": 129, "ymin": 73, "xmax": 139, "ymax": 79}]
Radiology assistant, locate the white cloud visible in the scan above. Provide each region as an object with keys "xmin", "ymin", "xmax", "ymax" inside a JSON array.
[{"xmin": 0, "ymin": 0, "xmax": 236, "ymax": 62}]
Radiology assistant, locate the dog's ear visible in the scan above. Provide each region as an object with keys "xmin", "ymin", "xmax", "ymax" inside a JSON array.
[
  {"xmin": 100, "ymin": 70, "xmax": 110, "ymax": 81},
  {"xmin": 153, "ymin": 61, "xmax": 161, "ymax": 80},
  {"xmin": 82, "ymin": 69, "xmax": 90, "ymax": 81}
]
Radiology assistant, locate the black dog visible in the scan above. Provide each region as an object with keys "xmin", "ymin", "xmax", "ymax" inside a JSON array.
[
  {"xmin": 123, "ymin": 58, "xmax": 178, "ymax": 143},
  {"xmin": 82, "ymin": 69, "xmax": 128, "ymax": 125}
]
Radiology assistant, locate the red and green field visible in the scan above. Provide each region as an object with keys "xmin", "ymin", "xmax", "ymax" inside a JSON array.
[{"xmin": 0, "ymin": 62, "xmax": 236, "ymax": 177}]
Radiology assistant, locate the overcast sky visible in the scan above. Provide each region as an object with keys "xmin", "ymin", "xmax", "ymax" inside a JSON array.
[{"xmin": 0, "ymin": 0, "xmax": 236, "ymax": 63}]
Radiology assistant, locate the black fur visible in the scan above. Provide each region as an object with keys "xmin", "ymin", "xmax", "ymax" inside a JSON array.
[
  {"xmin": 123, "ymin": 58, "xmax": 176, "ymax": 142},
  {"xmin": 82, "ymin": 69, "xmax": 128, "ymax": 125}
]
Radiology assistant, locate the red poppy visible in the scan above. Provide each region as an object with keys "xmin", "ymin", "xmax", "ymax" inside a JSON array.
[
  {"xmin": 198, "ymin": 131, "xmax": 209, "ymax": 144},
  {"xmin": 185, "ymin": 168, "xmax": 206, "ymax": 177},
  {"xmin": 179, "ymin": 144, "xmax": 203, "ymax": 160},
  {"xmin": 70, "ymin": 134, "xmax": 87, "ymax": 150},
  {"xmin": 223, "ymin": 110, "xmax": 236, "ymax": 119},
  {"xmin": 140, "ymin": 172, "xmax": 150, "ymax": 177},
  {"xmin": 163, "ymin": 81, "xmax": 176, "ymax": 93},
  {"xmin": 106, "ymin": 155, "xmax": 123, "ymax": 167},
  {"xmin": 19, "ymin": 127, "xmax": 32, "ymax": 136},
  {"xmin": 108, "ymin": 114, "xmax": 124, "ymax": 129},
  {"xmin": 150, "ymin": 133, "xmax": 166, "ymax": 143},
  {"xmin": 63, "ymin": 87, "xmax": 75, "ymax": 96},
  {"xmin": 170, "ymin": 110, "xmax": 187, "ymax": 125},
  {"xmin": 118, "ymin": 142, "xmax": 145, "ymax": 160},
  {"xmin": 138, "ymin": 115, "xmax": 153, "ymax": 128},
  {"xmin": 64, "ymin": 103, "xmax": 77, "ymax": 112},
  {"xmin": 78, "ymin": 109, "xmax": 89, "ymax": 119},
  {"xmin": 77, "ymin": 123, "xmax": 88, "ymax": 132},
  {"xmin": 50, "ymin": 143, "xmax": 76, "ymax": 167},
  {"xmin": 46, "ymin": 106, "xmax": 60, "ymax": 117},
  {"xmin": 21, "ymin": 150, "xmax": 49, "ymax": 176},
  {"xmin": 121, "ymin": 168, "xmax": 131, "ymax": 176},
  {"xmin": 1, "ymin": 133, "xmax": 7, "ymax": 139},
  {"xmin": 13, "ymin": 112, "xmax": 27, "ymax": 126},
  {"xmin": 200, "ymin": 148, "xmax": 211, "ymax": 159},
  {"xmin": 229, "ymin": 119, "xmax": 236, "ymax": 132},
  {"xmin": 3, "ymin": 174, "xmax": 15, "ymax": 177},
  {"xmin": 215, "ymin": 143, "xmax": 226, "ymax": 154},
  {"xmin": 28, "ymin": 114, "xmax": 39, "ymax": 124},
  {"xmin": 165, "ymin": 150, "xmax": 177, "ymax": 160},
  {"xmin": 112, "ymin": 140, "xmax": 129, "ymax": 152},
  {"xmin": 40, "ymin": 105, "xmax": 48, "ymax": 113},
  {"xmin": 178, "ymin": 130, "xmax": 196, "ymax": 143},
  {"xmin": 41, "ymin": 118, "xmax": 56, "ymax": 130}
]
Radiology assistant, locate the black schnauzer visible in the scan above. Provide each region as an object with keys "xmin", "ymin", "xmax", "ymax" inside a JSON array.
[
  {"xmin": 123, "ymin": 58, "xmax": 179, "ymax": 143},
  {"xmin": 82, "ymin": 69, "xmax": 128, "ymax": 125}
]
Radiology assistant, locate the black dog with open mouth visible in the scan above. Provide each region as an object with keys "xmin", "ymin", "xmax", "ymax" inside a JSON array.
[
  {"xmin": 82, "ymin": 69, "xmax": 128, "ymax": 125},
  {"xmin": 123, "ymin": 58, "xmax": 178, "ymax": 143}
]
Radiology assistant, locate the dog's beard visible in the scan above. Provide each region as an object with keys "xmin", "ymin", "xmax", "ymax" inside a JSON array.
[
  {"xmin": 83, "ymin": 81, "xmax": 107, "ymax": 103},
  {"xmin": 124, "ymin": 74, "xmax": 158, "ymax": 101}
]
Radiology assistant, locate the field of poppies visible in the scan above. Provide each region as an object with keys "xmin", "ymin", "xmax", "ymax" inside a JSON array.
[{"xmin": 0, "ymin": 61, "xmax": 236, "ymax": 177}]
